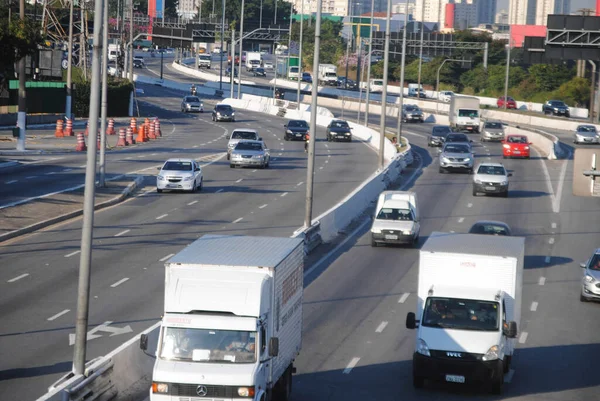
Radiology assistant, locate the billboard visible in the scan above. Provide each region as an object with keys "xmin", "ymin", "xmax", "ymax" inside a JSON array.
[{"xmin": 510, "ymin": 25, "xmax": 546, "ymax": 48}]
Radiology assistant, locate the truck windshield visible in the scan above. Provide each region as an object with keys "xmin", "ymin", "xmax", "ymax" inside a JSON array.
[
  {"xmin": 422, "ymin": 297, "xmax": 499, "ymax": 331},
  {"xmin": 376, "ymin": 208, "xmax": 413, "ymax": 221},
  {"xmin": 458, "ymin": 109, "xmax": 479, "ymax": 118},
  {"xmin": 160, "ymin": 327, "xmax": 257, "ymax": 363}
]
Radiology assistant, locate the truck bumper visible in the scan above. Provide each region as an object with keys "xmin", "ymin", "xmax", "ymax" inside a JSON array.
[{"xmin": 413, "ymin": 353, "xmax": 503, "ymax": 386}]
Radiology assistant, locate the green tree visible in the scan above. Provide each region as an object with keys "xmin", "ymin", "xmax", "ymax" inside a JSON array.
[
  {"xmin": 290, "ymin": 18, "xmax": 344, "ymax": 70},
  {"xmin": 550, "ymin": 77, "xmax": 590, "ymax": 107},
  {"xmin": 528, "ymin": 64, "xmax": 574, "ymax": 92},
  {"xmin": 0, "ymin": 16, "xmax": 43, "ymax": 78}
]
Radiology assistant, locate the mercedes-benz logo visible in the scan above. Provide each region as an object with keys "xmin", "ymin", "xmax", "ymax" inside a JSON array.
[{"xmin": 196, "ymin": 385, "xmax": 208, "ymax": 397}]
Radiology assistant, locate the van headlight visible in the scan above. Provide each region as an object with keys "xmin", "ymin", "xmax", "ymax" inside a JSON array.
[
  {"xmin": 371, "ymin": 228, "xmax": 381, "ymax": 234},
  {"xmin": 482, "ymin": 345, "xmax": 500, "ymax": 361},
  {"xmin": 237, "ymin": 387, "xmax": 255, "ymax": 397},
  {"xmin": 152, "ymin": 382, "xmax": 169, "ymax": 393},
  {"xmin": 416, "ymin": 338, "xmax": 430, "ymax": 357}
]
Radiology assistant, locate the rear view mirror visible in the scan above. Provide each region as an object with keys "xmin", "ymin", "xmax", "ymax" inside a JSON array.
[
  {"xmin": 156, "ymin": 167, "xmax": 161, "ymax": 171},
  {"xmin": 269, "ymin": 337, "xmax": 279, "ymax": 357},
  {"xmin": 581, "ymin": 261, "xmax": 588, "ymax": 268},
  {"xmin": 508, "ymin": 173, "xmax": 513, "ymax": 177},
  {"xmin": 140, "ymin": 334, "xmax": 148, "ymax": 351},
  {"xmin": 283, "ymin": 124, "xmax": 287, "ymax": 128},
  {"xmin": 503, "ymin": 321, "xmax": 518, "ymax": 338},
  {"xmin": 195, "ymin": 167, "xmax": 200, "ymax": 171},
  {"xmin": 406, "ymin": 312, "xmax": 417, "ymax": 329}
]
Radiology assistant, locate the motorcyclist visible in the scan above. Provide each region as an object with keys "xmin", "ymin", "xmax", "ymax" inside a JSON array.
[
  {"xmin": 190, "ymin": 84, "xmax": 197, "ymax": 96},
  {"xmin": 304, "ymin": 132, "xmax": 310, "ymax": 153}
]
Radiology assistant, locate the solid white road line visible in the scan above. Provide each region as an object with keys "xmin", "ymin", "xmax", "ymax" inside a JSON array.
[
  {"xmin": 233, "ymin": 217, "xmax": 243, "ymax": 224},
  {"xmin": 110, "ymin": 278, "xmax": 130, "ymax": 288},
  {"xmin": 252, "ymin": 169, "xmax": 257, "ymax": 172},
  {"xmin": 45, "ymin": 172, "xmax": 57, "ymax": 175},
  {"xmin": 156, "ymin": 214, "xmax": 168, "ymax": 220},
  {"xmin": 375, "ymin": 321, "xmax": 389, "ymax": 333},
  {"xmin": 549, "ymin": 237, "xmax": 555, "ymax": 244},
  {"xmin": 519, "ymin": 332, "xmax": 528, "ymax": 344},
  {"xmin": 160, "ymin": 253, "xmax": 175, "ymax": 262},
  {"xmin": 398, "ymin": 293, "xmax": 410, "ymax": 303},
  {"xmin": 259, "ymin": 204, "xmax": 268, "ymax": 209},
  {"xmin": 78, "ymin": 164, "xmax": 86, "ymax": 168},
  {"xmin": 539, "ymin": 277, "xmax": 546, "ymax": 286},
  {"xmin": 216, "ymin": 189, "xmax": 224, "ymax": 193},
  {"xmin": 188, "ymin": 200, "xmax": 199, "ymax": 205},
  {"xmin": 25, "ymin": 176, "xmax": 36, "ymax": 179},
  {"xmin": 319, "ymin": 166, "xmax": 323, "ymax": 170},
  {"xmin": 114, "ymin": 229, "xmax": 130, "ymax": 237},
  {"xmin": 65, "ymin": 250, "xmax": 81, "ymax": 258},
  {"xmin": 343, "ymin": 357, "xmax": 360, "ymax": 374},
  {"xmin": 6, "ymin": 180, "xmax": 17, "ymax": 184},
  {"xmin": 530, "ymin": 302, "xmax": 538, "ymax": 312},
  {"xmin": 7, "ymin": 273, "xmax": 29, "ymax": 283},
  {"xmin": 297, "ymin": 182, "xmax": 303, "ymax": 186},
  {"xmin": 47, "ymin": 309, "xmax": 70, "ymax": 321},
  {"xmin": 545, "ymin": 256, "xmax": 551, "ymax": 264},
  {"xmin": 458, "ymin": 217, "xmax": 464, "ymax": 223},
  {"xmin": 63, "ymin": 168, "xmax": 73, "ymax": 172},
  {"xmin": 281, "ymin": 192, "xmax": 288, "ymax": 197},
  {"xmin": 236, "ymin": 179, "xmax": 243, "ymax": 183}
]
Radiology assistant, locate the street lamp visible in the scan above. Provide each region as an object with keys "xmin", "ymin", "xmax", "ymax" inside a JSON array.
[
  {"xmin": 363, "ymin": 0, "xmax": 375, "ymax": 126},
  {"xmin": 273, "ymin": 41, "xmax": 280, "ymax": 101},
  {"xmin": 218, "ymin": 0, "xmax": 226, "ymax": 92},
  {"xmin": 237, "ymin": 0, "xmax": 245, "ymax": 99},
  {"xmin": 503, "ymin": 41, "xmax": 511, "ymax": 111},
  {"xmin": 378, "ymin": 0, "xmax": 392, "ymax": 170},
  {"xmin": 436, "ymin": 59, "xmax": 464, "ymax": 114},
  {"xmin": 395, "ymin": 2, "xmax": 408, "ymax": 144},
  {"xmin": 296, "ymin": 0, "xmax": 305, "ymax": 108}
]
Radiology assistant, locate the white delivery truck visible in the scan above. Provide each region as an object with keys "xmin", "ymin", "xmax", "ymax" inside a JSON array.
[
  {"xmin": 108, "ymin": 43, "xmax": 120, "ymax": 62},
  {"xmin": 408, "ymin": 83, "xmax": 426, "ymax": 98},
  {"xmin": 246, "ymin": 51, "xmax": 262, "ymax": 71},
  {"xmin": 318, "ymin": 64, "xmax": 338, "ymax": 86},
  {"xmin": 198, "ymin": 54, "xmax": 212, "ymax": 68},
  {"xmin": 406, "ymin": 232, "xmax": 524, "ymax": 394},
  {"xmin": 370, "ymin": 191, "xmax": 420, "ymax": 247},
  {"xmin": 144, "ymin": 234, "xmax": 304, "ymax": 401},
  {"xmin": 449, "ymin": 96, "xmax": 481, "ymax": 133}
]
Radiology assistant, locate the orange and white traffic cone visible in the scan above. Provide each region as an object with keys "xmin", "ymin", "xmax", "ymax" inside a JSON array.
[
  {"xmin": 117, "ymin": 128, "xmax": 127, "ymax": 146},
  {"xmin": 148, "ymin": 121, "xmax": 156, "ymax": 139},
  {"xmin": 55, "ymin": 120, "xmax": 64, "ymax": 138},
  {"xmin": 126, "ymin": 127, "xmax": 135, "ymax": 145},
  {"xmin": 130, "ymin": 118, "xmax": 137, "ymax": 135},
  {"xmin": 107, "ymin": 118, "xmax": 115, "ymax": 135},
  {"xmin": 84, "ymin": 120, "xmax": 90, "ymax": 136},
  {"xmin": 64, "ymin": 118, "xmax": 73, "ymax": 136},
  {"xmin": 154, "ymin": 119, "xmax": 162, "ymax": 137},
  {"xmin": 75, "ymin": 132, "xmax": 87, "ymax": 151}
]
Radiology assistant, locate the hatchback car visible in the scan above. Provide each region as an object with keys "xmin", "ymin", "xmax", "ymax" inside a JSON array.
[
  {"xmin": 472, "ymin": 163, "xmax": 512, "ymax": 197},
  {"xmin": 542, "ymin": 100, "xmax": 570, "ymax": 117},
  {"xmin": 263, "ymin": 61, "xmax": 274, "ymax": 70},
  {"xmin": 227, "ymin": 129, "xmax": 260, "ymax": 160},
  {"xmin": 156, "ymin": 159, "xmax": 203, "ymax": 193},
  {"xmin": 502, "ymin": 135, "xmax": 531, "ymax": 159},
  {"xmin": 402, "ymin": 105, "xmax": 424, "ymax": 123},
  {"xmin": 574, "ymin": 125, "xmax": 600, "ymax": 144},
  {"xmin": 337, "ymin": 77, "xmax": 357, "ymax": 90},
  {"xmin": 438, "ymin": 91, "xmax": 455, "ymax": 102},
  {"xmin": 230, "ymin": 140, "xmax": 270, "ymax": 169},
  {"xmin": 468, "ymin": 220, "xmax": 512, "ymax": 236},
  {"xmin": 580, "ymin": 249, "xmax": 600, "ymax": 302},
  {"xmin": 428, "ymin": 125, "xmax": 452, "ymax": 147},
  {"xmin": 181, "ymin": 96, "xmax": 204, "ymax": 113},
  {"xmin": 481, "ymin": 121, "xmax": 505, "ymax": 142},
  {"xmin": 497, "ymin": 96, "xmax": 517, "ymax": 109},
  {"xmin": 133, "ymin": 58, "xmax": 145, "ymax": 68},
  {"xmin": 438, "ymin": 142, "xmax": 474, "ymax": 174},
  {"xmin": 326, "ymin": 119, "xmax": 352, "ymax": 142},
  {"xmin": 301, "ymin": 72, "xmax": 312, "ymax": 83},
  {"xmin": 253, "ymin": 67, "xmax": 267, "ymax": 77},
  {"xmin": 284, "ymin": 120, "xmax": 310, "ymax": 141},
  {"xmin": 212, "ymin": 103, "xmax": 235, "ymax": 122},
  {"xmin": 445, "ymin": 132, "xmax": 473, "ymax": 150}
]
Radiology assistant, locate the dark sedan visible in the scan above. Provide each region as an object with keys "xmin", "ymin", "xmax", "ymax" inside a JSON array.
[
  {"xmin": 212, "ymin": 103, "xmax": 235, "ymax": 122},
  {"xmin": 468, "ymin": 220, "xmax": 512, "ymax": 236},
  {"xmin": 326, "ymin": 119, "xmax": 353, "ymax": 142},
  {"xmin": 337, "ymin": 76, "xmax": 358, "ymax": 90},
  {"xmin": 253, "ymin": 67, "xmax": 267, "ymax": 77},
  {"xmin": 301, "ymin": 72, "xmax": 312, "ymax": 83},
  {"xmin": 428, "ymin": 125, "xmax": 452, "ymax": 147},
  {"xmin": 284, "ymin": 120, "xmax": 310, "ymax": 141}
]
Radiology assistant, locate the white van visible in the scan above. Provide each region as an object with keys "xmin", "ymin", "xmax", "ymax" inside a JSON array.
[{"xmin": 370, "ymin": 190, "xmax": 420, "ymax": 247}]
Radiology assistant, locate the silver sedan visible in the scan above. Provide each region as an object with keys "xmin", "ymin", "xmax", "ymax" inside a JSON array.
[
  {"xmin": 574, "ymin": 125, "xmax": 600, "ymax": 144},
  {"xmin": 181, "ymin": 96, "xmax": 204, "ymax": 113},
  {"xmin": 438, "ymin": 142, "xmax": 474, "ymax": 174},
  {"xmin": 230, "ymin": 140, "xmax": 271, "ymax": 169}
]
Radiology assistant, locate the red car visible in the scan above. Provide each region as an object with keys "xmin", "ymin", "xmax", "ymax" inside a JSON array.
[
  {"xmin": 497, "ymin": 96, "xmax": 517, "ymax": 109},
  {"xmin": 502, "ymin": 135, "xmax": 531, "ymax": 159}
]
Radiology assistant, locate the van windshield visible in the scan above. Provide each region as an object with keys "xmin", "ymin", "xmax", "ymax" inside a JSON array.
[
  {"xmin": 376, "ymin": 208, "xmax": 413, "ymax": 221},
  {"xmin": 159, "ymin": 327, "xmax": 257, "ymax": 363},
  {"xmin": 422, "ymin": 297, "xmax": 499, "ymax": 331}
]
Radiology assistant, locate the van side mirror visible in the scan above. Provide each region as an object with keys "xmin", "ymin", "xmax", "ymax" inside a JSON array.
[
  {"xmin": 406, "ymin": 312, "xmax": 417, "ymax": 329},
  {"xmin": 503, "ymin": 321, "xmax": 517, "ymax": 338},
  {"xmin": 140, "ymin": 334, "xmax": 148, "ymax": 351},
  {"xmin": 269, "ymin": 337, "xmax": 279, "ymax": 357}
]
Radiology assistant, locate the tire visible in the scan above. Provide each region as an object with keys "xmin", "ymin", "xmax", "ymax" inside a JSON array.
[
  {"xmin": 581, "ymin": 292, "xmax": 588, "ymax": 302},
  {"xmin": 265, "ymin": 160, "xmax": 270, "ymax": 168},
  {"xmin": 230, "ymin": 164, "xmax": 235, "ymax": 168},
  {"xmin": 191, "ymin": 180, "xmax": 197, "ymax": 192},
  {"xmin": 503, "ymin": 155, "xmax": 507, "ymax": 159},
  {"xmin": 472, "ymin": 187, "xmax": 478, "ymax": 196},
  {"xmin": 413, "ymin": 374, "xmax": 424, "ymax": 389},
  {"xmin": 503, "ymin": 356, "xmax": 512, "ymax": 374},
  {"xmin": 502, "ymin": 190, "xmax": 509, "ymax": 198},
  {"xmin": 284, "ymin": 134, "xmax": 289, "ymax": 141},
  {"xmin": 439, "ymin": 167, "xmax": 445, "ymax": 174},
  {"xmin": 490, "ymin": 370, "xmax": 503, "ymax": 395},
  {"xmin": 157, "ymin": 188, "xmax": 162, "ymax": 193},
  {"xmin": 412, "ymin": 235, "xmax": 419, "ymax": 247},
  {"xmin": 274, "ymin": 367, "xmax": 292, "ymax": 401},
  {"xmin": 198, "ymin": 178, "xmax": 203, "ymax": 191},
  {"xmin": 227, "ymin": 153, "xmax": 230, "ymax": 160}
]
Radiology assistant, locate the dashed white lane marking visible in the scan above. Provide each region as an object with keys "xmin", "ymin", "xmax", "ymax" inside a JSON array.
[
  {"xmin": 193, "ymin": 145, "xmax": 199, "ymax": 148},
  {"xmin": 272, "ymin": 158, "xmax": 277, "ymax": 161},
  {"xmin": 188, "ymin": 200, "xmax": 199, "ymax": 205},
  {"xmin": 450, "ymin": 230, "xmax": 455, "ymax": 233},
  {"xmin": 114, "ymin": 229, "xmax": 130, "ymax": 237},
  {"xmin": 519, "ymin": 332, "xmax": 528, "ymax": 344},
  {"xmin": 151, "ymin": 153, "xmax": 158, "ymax": 156},
  {"xmin": 545, "ymin": 256, "xmax": 551, "ymax": 264},
  {"xmin": 530, "ymin": 302, "xmax": 538, "ymax": 312},
  {"xmin": 156, "ymin": 214, "xmax": 168, "ymax": 220},
  {"xmin": 25, "ymin": 176, "xmax": 36, "ymax": 179},
  {"xmin": 252, "ymin": 169, "xmax": 257, "ymax": 172},
  {"xmin": 325, "ymin": 160, "xmax": 329, "ymax": 163},
  {"xmin": 281, "ymin": 192, "xmax": 288, "ymax": 197},
  {"xmin": 328, "ymin": 154, "xmax": 331, "ymax": 157},
  {"xmin": 63, "ymin": 168, "xmax": 72, "ymax": 172},
  {"xmin": 319, "ymin": 166, "xmax": 323, "ymax": 170},
  {"xmin": 325, "ymin": 144, "xmax": 329, "ymax": 148},
  {"xmin": 236, "ymin": 178, "xmax": 243, "ymax": 183},
  {"xmin": 216, "ymin": 189, "xmax": 224, "ymax": 193},
  {"xmin": 137, "ymin": 155, "xmax": 144, "ymax": 158},
  {"xmin": 6, "ymin": 180, "xmax": 17, "ymax": 184},
  {"xmin": 467, "ymin": 203, "xmax": 473, "ymax": 208},
  {"xmin": 160, "ymin": 253, "xmax": 175, "ymax": 262},
  {"xmin": 278, "ymin": 153, "xmax": 282, "ymax": 156},
  {"xmin": 551, "ymin": 222, "xmax": 557, "ymax": 229},
  {"xmin": 259, "ymin": 204, "xmax": 268, "ymax": 209},
  {"xmin": 343, "ymin": 357, "xmax": 360, "ymax": 374},
  {"xmin": 458, "ymin": 217, "xmax": 464, "ymax": 223},
  {"xmin": 297, "ymin": 181, "xmax": 303, "ymax": 186},
  {"xmin": 78, "ymin": 164, "xmax": 86, "ymax": 168},
  {"xmin": 538, "ymin": 277, "xmax": 546, "ymax": 286},
  {"xmin": 45, "ymin": 172, "xmax": 57, "ymax": 175},
  {"xmin": 549, "ymin": 237, "xmax": 555, "ymax": 244},
  {"xmin": 110, "ymin": 277, "xmax": 130, "ymax": 288},
  {"xmin": 7, "ymin": 273, "xmax": 29, "ymax": 283},
  {"xmin": 375, "ymin": 321, "xmax": 389, "ymax": 333},
  {"xmin": 398, "ymin": 293, "xmax": 410, "ymax": 303},
  {"xmin": 233, "ymin": 217, "xmax": 243, "ymax": 224},
  {"xmin": 48, "ymin": 309, "xmax": 70, "ymax": 321},
  {"xmin": 125, "ymin": 157, "xmax": 133, "ymax": 160},
  {"xmin": 65, "ymin": 250, "xmax": 81, "ymax": 258}
]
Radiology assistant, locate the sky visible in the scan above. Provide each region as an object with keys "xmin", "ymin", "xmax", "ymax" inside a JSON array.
[{"xmin": 496, "ymin": 0, "xmax": 596, "ymax": 13}]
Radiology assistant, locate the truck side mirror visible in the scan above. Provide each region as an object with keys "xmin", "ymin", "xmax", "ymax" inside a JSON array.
[
  {"xmin": 269, "ymin": 337, "xmax": 279, "ymax": 357},
  {"xmin": 406, "ymin": 312, "xmax": 417, "ymax": 329},
  {"xmin": 503, "ymin": 321, "xmax": 517, "ymax": 338},
  {"xmin": 140, "ymin": 334, "xmax": 148, "ymax": 351}
]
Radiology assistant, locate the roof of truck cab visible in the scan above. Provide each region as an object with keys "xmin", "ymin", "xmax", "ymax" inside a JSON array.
[
  {"xmin": 426, "ymin": 285, "xmax": 504, "ymax": 302},
  {"xmin": 421, "ymin": 232, "xmax": 524, "ymax": 258},
  {"xmin": 167, "ymin": 234, "xmax": 303, "ymax": 267}
]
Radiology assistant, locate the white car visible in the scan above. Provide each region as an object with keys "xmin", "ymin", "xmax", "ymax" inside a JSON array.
[
  {"xmin": 156, "ymin": 159, "xmax": 203, "ymax": 193},
  {"xmin": 472, "ymin": 162, "xmax": 512, "ymax": 198},
  {"xmin": 263, "ymin": 61, "xmax": 274, "ymax": 70},
  {"xmin": 227, "ymin": 129, "xmax": 260, "ymax": 160},
  {"xmin": 438, "ymin": 91, "xmax": 455, "ymax": 102}
]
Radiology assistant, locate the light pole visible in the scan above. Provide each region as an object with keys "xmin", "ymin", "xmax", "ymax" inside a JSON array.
[
  {"xmin": 363, "ymin": 0, "xmax": 375, "ymax": 126},
  {"xmin": 17, "ymin": 0, "xmax": 26, "ymax": 151},
  {"xmin": 128, "ymin": 0, "xmax": 134, "ymax": 80},
  {"xmin": 160, "ymin": 50, "xmax": 164, "ymax": 79},
  {"xmin": 436, "ymin": 59, "xmax": 463, "ymax": 114},
  {"xmin": 237, "ymin": 0, "xmax": 245, "ymax": 98},
  {"xmin": 378, "ymin": 0, "xmax": 392, "ymax": 170},
  {"xmin": 395, "ymin": 3, "xmax": 408, "ymax": 144},
  {"xmin": 259, "ymin": 0, "xmax": 263, "ymax": 28},
  {"xmin": 99, "ymin": 0, "xmax": 109, "ymax": 187},
  {"xmin": 230, "ymin": 28, "xmax": 235, "ymax": 98},
  {"xmin": 65, "ymin": 0, "xmax": 74, "ymax": 120},
  {"xmin": 273, "ymin": 41, "xmax": 280, "ymax": 101},
  {"xmin": 416, "ymin": 1, "xmax": 425, "ymax": 99},
  {"xmin": 219, "ymin": 0, "xmax": 226, "ymax": 91},
  {"xmin": 296, "ymin": 0, "xmax": 304, "ymax": 108},
  {"xmin": 503, "ymin": 41, "xmax": 511, "ymax": 111}
]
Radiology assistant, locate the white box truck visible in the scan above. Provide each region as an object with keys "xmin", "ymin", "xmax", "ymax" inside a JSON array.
[
  {"xmin": 198, "ymin": 54, "xmax": 212, "ymax": 68},
  {"xmin": 408, "ymin": 83, "xmax": 426, "ymax": 98},
  {"xmin": 370, "ymin": 190, "xmax": 420, "ymax": 247},
  {"xmin": 406, "ymin": 232, "xmax": 524, "ymax": 394},
  {"xmin": 144, "ymin": 234, "xmax": 304, "ymax": 401},
  {"xmin": 318, "ymin": 64, "xmax": 338, "ymax": 86},
  {"xmin": 246, "ymin": 51, "xmax": 262, "ymax": 71},
  {"xmin": 449, "ymin": 96, "xmax": 481, "ymax": 133}
]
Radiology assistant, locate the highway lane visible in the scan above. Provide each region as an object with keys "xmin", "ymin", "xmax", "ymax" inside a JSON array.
[{"xmin": 0, "ymin": 83, "xmax": 379, "ymax": 399}]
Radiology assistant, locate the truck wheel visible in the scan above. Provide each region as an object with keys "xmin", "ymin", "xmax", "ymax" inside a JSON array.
[
  {"xmin": 503, "ymin": 355, "xmax": 512, "ymax": 373},
  {"xmin": 413, "ymin": 375, "xmax": 424, "ymax": 389},
  {"xmin": 491, "ymin": 376, "xmax": 503, "ymax": 395},
  {"xmin": 274, "ymin": 367, "xmax": 292, "ymax": 401}
]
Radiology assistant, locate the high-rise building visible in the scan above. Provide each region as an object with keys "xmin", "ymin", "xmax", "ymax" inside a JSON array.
[
  {"xmin": 415, "ymin": 0, "xmax": 448, "ymax": 26},
  {"xmin": 495, "ymin": 9, "xmax": 508, "ymax": 24},
  {"xmin": 393, "ymin": 1, "xmax": 416, "ymax": 16},
  {"xmin": 509, "ymin": 0, "xmax": 530, "ymax": 24},
  {"xmin": 535, "ymin": 0, "xmax": 570, "ymax": 25},
  {"xmin": 477, "ymin": 0, "xmax": 496, "ymax": 24},
  {"xmin": 176, "ymin": 0, "xmax": 199, "ymax": 19},
  {"xmin": 291, "ymin": 0, "xmax": 338, "ymax": 15},
  {"xmin": 415, "ymin": 0, "xmax": 478, "ymax": 30}
]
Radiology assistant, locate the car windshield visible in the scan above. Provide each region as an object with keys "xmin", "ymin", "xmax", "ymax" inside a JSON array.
[
  {"xmin": 432, "ymin": 127, "xmax": 451, "ymax": 136},
  {"xmin": 447, "ymin": 134, "xmax": 468, "ymax": 143},
  {"xmin": 235, "ymin": 142, "xmax": 263, "ymax": 151},
  {"xmin": 159, "ymin": 327, "xmax": 256, "ymax": 363},
  {"xmin": 478, "ymin": 165, "xmax": 506, "ymax": 175},
  {"xmin": 507, "ymin": 136, "xmax": 528, "ymax": 144},
  {"xmin": 422, "ymin": 297, "xmax": 500, "ymax": 331},
  {"xmin": 288, "ymin": 120, "xmax": 308, "ymax": 128},
  {"xmin": 444, "ymin": 144, "xmax": 470, "ymax": 153},
  {"xmin": 216, "ymin": 105, "xmax": 233, "ymax": 112},
  {"xmin": 376, "ymin": 207, "xmax": 413, "ymax": 221},
  {"xmin": 470, "ymin": 223, "xmax": 510, "ymax": 236},
  {"xmin": 331, "ymin": 121, "xmax": 349, "ymax": 128},
  {"xmin": 589, "ymin": 254, "xmax": 600, "ymax": 271},
  {"xmin": 185, "ymin": 97, "xmax": 200, "ymax": 102},
  {"xmin": 162, "ymin": 161, "xmax": 193, "ymax": 171},
  {"xmin": 578, "ymin": 126, "xmax": 596, "ymax": 132},
  {"xmin": 550, "ymin": 101, "xmax": 566, "ymax": 107},
  {"xmin": 405, "ymin": 106, "xmax": 419, "ymax": 112},
  {"xmin": 458, "ymin": 109, "xmax": 479, "ymax": 118},
  {"xmin": 485, "ymin": 122, "xmax": 502, "ymax": 129},
  {"xmin": 232, "ymin": 131, "xmax": 257, "ymax": 140}
]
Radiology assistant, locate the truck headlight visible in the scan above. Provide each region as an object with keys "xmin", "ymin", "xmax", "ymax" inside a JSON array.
[
  {"xmin": 152, "ymin": 382, "xmax": 169, "ymax": 393},
  {"xmin": 416, "ymin": 338, "xmax": 430, "ymax": 357},
  {"xmin": 585, "ymin": 274, "xmax": 595, "ymax": 283},
  {"xmin": 237, "ymin": 387, "xmax": 255, "ymax": 397},
  {"xmin": 482, "ymin": 345, "xmax": 500, "ymax": 361}
]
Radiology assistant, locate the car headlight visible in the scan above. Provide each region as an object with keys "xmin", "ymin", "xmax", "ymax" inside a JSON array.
[
  {"xmin": 228, "ymin": 143, "xmax": 235, "ymax": 148},
  {"xmin": 464, "ymin": 157, "xmax": 471, "ymax": 161},
  {"xmin": 371, "ymin": 228, "xmax": 381, "ymax": 234},
  {"xmin": 416, "ymin": 338, "xmax": 430, "ymax": 357},
  {"xmin": 253, "ymin": 154, "xmax": 263, "ymax": 158},
  {"xmin": 524, "ymin": 146, "xmax": 530, "ymax": 150},
  {"xmin": 503, "ymin": 144, "xmax": 510, "ymax": 149},
  {"xmin": 345, "ymin": 132, "xmax": 350, "ymax": 135},
  {"xmin": 442, "ymin": 157, "xmax": 450, "ymax": 162},
  {"xmin": 553, "ymin": 108, "xmax": 559, "ymax": 111},
  {"xmin": 183, "ymin": 176, "xmax": 194, "ymax": 181},
  {"xmin": 200, "ymin": 103, "xmax": 204, "ymax": 107},
  {"xmin": 585, "ymin": 274, "xmax": 595, "ymax": 283},
  {"xmin": 474, "ymin": 179, "xmax": 483, "ymax": 184},
  {"xmin": 152, "ymin": 382, "xmax": 169, "ymax": 393},
  {"xmin": 287, "ymin": 130, "xmax": 293, "ymax": 134},
  {"xmin": 157, "ymin": 175, "xmax": 164, "ymax": 181},
  {"xmin": 402, "ymin": 230, "xmax": 412, "ymax": 235},
  {"xmin": 482, "ymin": 345, "xmax": 500, "ymax": 361},
  {"xmin": 500, "ymin": 180, "xmax": 508, "ymax": 186},
  {"xmin": 231, "ymin": 112, "xmax": 235, "ymax": 116},
  {"xmin": 216, "ymin": 112, "xmax": 221, "ymax": 116}
]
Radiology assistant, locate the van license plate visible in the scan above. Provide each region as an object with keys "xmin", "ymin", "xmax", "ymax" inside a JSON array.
[
  {"xmin": 385, "ymin": 235, "xmax": 398, "ymax": 240},
  {"xmin": 446, "ymin": 375, "xmax": 465, "ymax": 383}
]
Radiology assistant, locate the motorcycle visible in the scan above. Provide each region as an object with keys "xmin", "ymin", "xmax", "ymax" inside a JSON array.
[
  {"xmin": 190, "ymin": 86, "xmax": 197, "ymax": 96},
  {"xmin": 304, "ymin": 135, "xmax": 310, "ymax": 153}
]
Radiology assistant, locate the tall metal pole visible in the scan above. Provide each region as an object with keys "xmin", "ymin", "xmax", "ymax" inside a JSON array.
[
  {"xmin": 503, "ymin": 39, "xmax": 511, "ymax": 111},
  {"xmin": 219, "ymin": 0, "xmax": 225, "ymax": 91},
  {"xmin": 99, "ymin": 0, "xmax": 109, "ymax": 187},
  {"xmin": 378, "ymin": 0, "xmax": 392, "ymax": 170},
  {"xmin": 416, "ymin": 3, "xmax": 425, "ymax": 99},
  {"xmin": 296, "ymin": 0, "xmax": 304, "ymax": 108},
  {"xmin": 17, "ymin": 0, "xmax": 26, "ymax": 151},
  {"xmin": 273, "ymin": 44, "xmax": 278, "ymax": 100},
  {"xmin": 230, "ymin": 29, "xmax": 235, "ymax": 98},
  {"xmin": 72, "ymin": 0, "xmax": 104, "ymax": 374},
  {"xmin": 364, "ymin": 0, "xmax": 374, "ymax": 125},
  {"xmin": 160, "ymin": 50, "xmax": 164, "ymax": 79},
  {"xmin": 237, "ymin": 0, "xmax": 245, "ymax": 98},
  {"xmin": 66, "ymin": 0, "xmax": 74, "ymax": 119},
  {"xmin": 274, "ymin": 0, "xmax": 277, "ymax": 24},
  {"xmin": 129, "ymin": 0, "xmax": 134, "ymax": 80},
  {"xmin": 589, "ymin": 61, "xmax": 596, "ymax": 123},
  {"xmin": 304, "ymin": 0, "xmax": 323, "ymax": 228},
  {"xmin": 259, "ymin": 0, "xmax": 263, "ymax": 28},
  {"xmin": 395, "ymin": 4, "xmax": 408, "ymax": 143},
  {"xmin": 342, "ymin": 34, "xmax": 350, "ymax": 119},
  {"xmin": 356, "ymin": 37, "xmax": 363, "ymax": 123}
]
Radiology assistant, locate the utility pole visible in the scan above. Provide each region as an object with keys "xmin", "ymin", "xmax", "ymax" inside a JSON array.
[
  {"xmin": 274, "ymin": 0, "xmax": 277, "ymax": 24},
  {"xmin": 589, "ymin": 61, "xmax": 596, "ymax": 123},
  {"xmin": 395, "ymin": 4, "xmax": 408, "ymax": 144},
  {"xmin": 129, "ymin": 0, "xmax": 134, "ymax": 80},
  {"xmin": 219, "ymin": 0, "xmax": 225, "ymax": 91},
  {"xmin": 17, "ymin": 0, "xmax": 26, "ymax": 151},
  {"xmin": 296, "ymin": 0, "xmax": 304, "ymax": 108},
  {"xmin": 503, "ymin": 39, "xmax": 511, "ymax": 110},
  {"xmin": 230, "ymin": 29, "xmax": 235, "ymax": 98},
  {"xmin": 66, "ymin": 0, "xmax": 74, "ymax": 119},
  {"xmin": 72, "ymin": 0, "xmax": 104, "ymax": 375},
  {"xmin": 99, "ymin": 0, "xmax": 109, "ymax": 187},
  {"xmin": 237, "ymin": 0, "xmax": 245, "ymax": 99},
  {"xmin": 363, "ymin": 0, "xmax": 374, "ymax": 125},
  {"xmin": 304, "ymin": 0, "xmax": 323, "ymax": 229},
  {"xmin": 378, "ymin": 0, "xmax": 392, "ymax": 170},
  {"xmin": 416, "ymin": 3, "xmax": 425, "ymax": 99}
]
